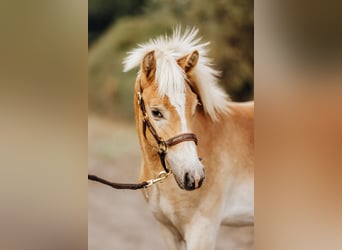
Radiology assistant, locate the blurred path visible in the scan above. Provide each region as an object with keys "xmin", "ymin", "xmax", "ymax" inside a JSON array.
[{"xmin": 88, "ymin": 115, "xmax": 253, "ymax": 249}]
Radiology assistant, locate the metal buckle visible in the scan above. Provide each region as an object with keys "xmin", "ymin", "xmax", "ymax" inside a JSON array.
[
  {"xmin": 137, "ymin": 92, "xmax": 142, "ymax": 105},
  {"xmin": 145, "ymin": 170, "xmax": 172, "ymax": 188}
]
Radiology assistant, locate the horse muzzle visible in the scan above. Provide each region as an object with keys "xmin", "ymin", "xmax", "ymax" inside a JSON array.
[
  {"xmin": 171, "ymin": 162, "xmax": 205, "ymax": 191},
  {"xmin": 184, "ymin": 170, "xmax": 205, "ymax": 190}
]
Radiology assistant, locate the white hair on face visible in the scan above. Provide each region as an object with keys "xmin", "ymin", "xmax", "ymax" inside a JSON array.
[{"xmin": 123, "ymin": 26, "xmax": 230, "ymax": 121}]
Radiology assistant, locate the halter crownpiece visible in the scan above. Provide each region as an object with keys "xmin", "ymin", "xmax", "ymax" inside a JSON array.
[{"xmin": 137, "ymin": 79, "xmax": 199, "ymax": 173}]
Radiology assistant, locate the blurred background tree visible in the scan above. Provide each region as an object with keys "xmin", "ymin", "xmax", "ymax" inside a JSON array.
[{"xmin": 88, "ymin": 0, "xmax": 253, "ymax": 120}]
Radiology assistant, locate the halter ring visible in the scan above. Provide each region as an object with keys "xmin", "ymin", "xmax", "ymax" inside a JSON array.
[{"xmin": 158, "ymin": 140, "xmax": 168, "ymax": 153}]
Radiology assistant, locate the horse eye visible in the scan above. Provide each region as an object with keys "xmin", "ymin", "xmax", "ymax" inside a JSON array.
[{"xmin": 151, "ymin": 109, "xmax": 163, "ymax": 119}]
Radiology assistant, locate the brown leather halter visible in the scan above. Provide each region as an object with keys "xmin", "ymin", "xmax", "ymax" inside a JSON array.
[
  {"xmin": 87, "ymin": 79, "xmax": 199, "ymax": 190},
  {"xmin": 137, "ymin": 79, "xmax": 198, "ymax": 173}
]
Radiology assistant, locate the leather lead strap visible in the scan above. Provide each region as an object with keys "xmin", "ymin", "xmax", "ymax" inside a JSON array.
[{"xmin": 88, "ymin": 174, "xmax": 148, "ymax": 190}]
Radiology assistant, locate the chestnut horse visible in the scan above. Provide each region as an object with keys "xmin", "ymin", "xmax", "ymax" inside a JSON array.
[{"xmin": 123, "ymin": 28, "xmax": 253, "ymax": 250}]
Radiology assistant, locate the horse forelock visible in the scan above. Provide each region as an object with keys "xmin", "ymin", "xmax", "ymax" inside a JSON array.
[{"xmin": 123, "ymin": 27, "xmax": 230, "ymax": 121}]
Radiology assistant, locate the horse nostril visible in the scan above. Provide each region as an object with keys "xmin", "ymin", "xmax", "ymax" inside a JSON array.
[
  {"xmin": 184, "ymin": 172, "xmax": 195, "ymax": 191},
  {"xmin": 198, "ymin": 176, "xmax": 205, "ymax": 188},
  {"xmin": 184, "ymin": 172, "xmax": 190, "ymax": 187}
]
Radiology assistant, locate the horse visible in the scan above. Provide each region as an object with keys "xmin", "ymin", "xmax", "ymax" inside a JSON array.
[{"xmin": 123, "ymin": 27, "xmax": 254, "ymax": 250}]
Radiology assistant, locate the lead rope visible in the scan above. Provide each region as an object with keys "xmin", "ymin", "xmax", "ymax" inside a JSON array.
[{"xmin": 88, "ymin": 170, "xmax": 172, "ymax": 190}]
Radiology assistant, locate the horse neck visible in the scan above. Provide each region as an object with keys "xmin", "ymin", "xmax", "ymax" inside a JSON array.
[
  {"xmin": 192, "ymin": 109, "xmax": 228, "ymax": 145},
  {"xmin": 194, "ymin": 103, "xmax": 254, "ymax": 178}
]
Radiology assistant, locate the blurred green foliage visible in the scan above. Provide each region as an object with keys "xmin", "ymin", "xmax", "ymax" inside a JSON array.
[
  {"xmin": 88, "ymin": 0, "xmax": 147, "ymax": 43},
  {"xmin": 88, "ymin": 0, "xmax": 253, "ymax": 120}
]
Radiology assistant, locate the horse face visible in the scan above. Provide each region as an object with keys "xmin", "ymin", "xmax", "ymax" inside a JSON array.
[
  {"xmin": 140, "ymin": 50, "xmax": 205, "ymax": 190},
  {"xmin": 143, "ymin": 84, "xmax": 205, "ymax": 190}
]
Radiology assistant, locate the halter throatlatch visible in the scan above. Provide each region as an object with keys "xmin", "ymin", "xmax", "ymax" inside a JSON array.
[{"xmin": 137, "ymin": 79, "xmax": 198, "ymax": 173}]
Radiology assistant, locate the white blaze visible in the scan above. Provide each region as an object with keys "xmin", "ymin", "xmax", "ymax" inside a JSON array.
[
  {"xmin": 167, "ymin": 92, "xmax": 202, "ymax": 184},
  {"xmin": 170, "ymin": 93, "xmax": 188, "ymax": 133}
]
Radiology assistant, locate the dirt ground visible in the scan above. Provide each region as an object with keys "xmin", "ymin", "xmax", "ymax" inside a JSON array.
[{"xmin": 88, "ymin": 115, "xmax": 253, "ymax": 250}]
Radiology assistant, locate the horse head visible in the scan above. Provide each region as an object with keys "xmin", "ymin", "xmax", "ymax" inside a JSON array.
[
  {"xmin": 137, "ymin": 49, "xmax": 205, "ymax": 190},
  {"xmin": 124, "ymin": 27, "xmax": 230, "ymax": 190}
]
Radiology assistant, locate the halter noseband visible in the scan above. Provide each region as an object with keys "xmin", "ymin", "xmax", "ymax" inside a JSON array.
[{"xmin": 137, "ymin": 79, "xmax": 198, "ymax": 173}]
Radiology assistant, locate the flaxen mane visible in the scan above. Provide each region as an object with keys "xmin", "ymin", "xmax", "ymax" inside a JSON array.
[{"xmin": 123, "ymin": 27, "xmax": 230, "ymax": 121}]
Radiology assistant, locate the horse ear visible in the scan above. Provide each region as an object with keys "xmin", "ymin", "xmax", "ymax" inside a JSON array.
[
  {"xmin": 142, "ymin": 50, "xmax": 156, "ymax": 80},
  {"xmin": 178, "ymin": 50, "xmax": 199, "ymax": 73}
]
